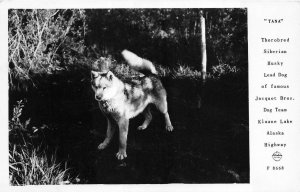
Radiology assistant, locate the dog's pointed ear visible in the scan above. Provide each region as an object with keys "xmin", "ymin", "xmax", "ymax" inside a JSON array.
[
  {"xmin": 91, "ymin": 71, "xmax": 99, "ymax": 79},
  {"xmin": 107, "ymin": 71, "xmax": 113, "ymax": 81}
]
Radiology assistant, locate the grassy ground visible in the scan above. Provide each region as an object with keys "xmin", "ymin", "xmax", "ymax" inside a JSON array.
[
  {"xmin": 9, "ymin": 100, "xmax": 75, "ymax": 185},
  {"xmin": 9, "ymin": 62, "xmax": 249, "ymax": 184}
]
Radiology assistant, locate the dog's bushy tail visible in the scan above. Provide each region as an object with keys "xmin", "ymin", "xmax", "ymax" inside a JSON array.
[{"xmin": 121, "ymin": 50, "xmax": 157, "ymax": 75}]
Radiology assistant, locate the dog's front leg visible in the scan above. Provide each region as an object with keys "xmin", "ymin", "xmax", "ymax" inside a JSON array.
[
  {"xmin": 98, "ymin": 117, "xmax": 115, "ymax": 150},
  {"xmin": 116, "ymin": 118, "xmax": 129, "ymax": 160}
]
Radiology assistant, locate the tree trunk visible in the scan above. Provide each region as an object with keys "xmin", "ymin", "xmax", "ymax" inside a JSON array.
[
  {"xmin": 200, "ymin": 10, "xmax": 207, "ymax": 82},
  {"xmin": 197, "ymin": 10, "xmax": 207, "ymax": 109}
]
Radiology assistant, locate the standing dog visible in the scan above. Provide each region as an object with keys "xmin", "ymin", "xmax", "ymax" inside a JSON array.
[{"xmin": 91, "ymin": 50, "xmax": 173, "ymax": 160}]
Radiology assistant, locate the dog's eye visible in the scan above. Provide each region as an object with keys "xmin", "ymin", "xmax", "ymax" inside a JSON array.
[{"xmin": 103, "ymin": 87, "xmax": 106, "ymax": 90}]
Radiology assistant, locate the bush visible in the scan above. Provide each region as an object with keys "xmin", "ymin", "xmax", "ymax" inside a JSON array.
[{"xmin": 8, "ymin": 9, "xmax": 87, "ymax": 89}]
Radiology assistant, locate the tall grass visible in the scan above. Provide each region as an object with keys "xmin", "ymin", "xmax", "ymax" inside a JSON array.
[
  {"xmin": 9, "ymin": 145, "xmax": 72, "ymax": 185},
  {"xmin": 112, "ymin": 61, "xmax": 240, "ymax": 80},
  {"xmin": 211, "ymin": 63, "xmax": 240, "ymax": 79},
  {"xmin": 9, "ymin": 100, "xmax": 74, "ymax": 185},
  {"xmin": 112, "ymin": 62, "xmax": 203, "ymax": 80}
]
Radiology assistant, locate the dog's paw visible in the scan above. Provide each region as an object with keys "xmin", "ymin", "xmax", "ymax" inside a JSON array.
[
  {"xmin": 137, "ymin": 125, "xmax": 146, "ymax": 130},
  {"xmin": 98, "ymin": 142, "xmax": 108, "ymax": 150},
  {"xmin": 166, "ymin": 125, "xmax": 174, "ymax": 132},
  {"xmin": 116, "ymin": 150, "xmax": 127, "ymax": 160}
]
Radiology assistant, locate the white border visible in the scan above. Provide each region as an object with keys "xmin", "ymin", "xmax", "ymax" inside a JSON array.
[{"xmin": 1, "ymin": 0, "xmax": 300, "ymax": 192}]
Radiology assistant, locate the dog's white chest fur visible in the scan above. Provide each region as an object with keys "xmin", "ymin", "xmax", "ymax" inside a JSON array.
[{"xmin": 99, "ymin": 90, "xmax": 151, "ymax": 120}]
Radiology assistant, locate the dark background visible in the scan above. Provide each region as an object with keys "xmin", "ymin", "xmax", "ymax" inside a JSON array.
[{"xmin": 9, "ymin": 8, "xmax": 248, "ymax": 184}]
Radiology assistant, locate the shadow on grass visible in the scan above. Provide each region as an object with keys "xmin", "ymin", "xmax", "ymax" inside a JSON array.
[{"xmin": 9, "ymin": 66, "xmax": 249, "ymax": 184}]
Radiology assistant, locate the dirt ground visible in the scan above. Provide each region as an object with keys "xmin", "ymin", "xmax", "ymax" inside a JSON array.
[{"xmin": 9, "ymin": 71, "xmax": 249, "ymax": 184}]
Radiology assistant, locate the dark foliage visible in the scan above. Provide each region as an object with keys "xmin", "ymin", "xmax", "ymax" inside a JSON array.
[{"xmin": 85, "ymin": 8, "xmax": 247, "ymax": 69}]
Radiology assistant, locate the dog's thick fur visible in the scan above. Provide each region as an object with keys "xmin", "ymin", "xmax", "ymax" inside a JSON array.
[{"xmin": 91, "ymin": 50, "xmax": 173, "ymax": 160}]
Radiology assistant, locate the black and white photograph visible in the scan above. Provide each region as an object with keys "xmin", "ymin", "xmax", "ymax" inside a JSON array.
[{"xmin": 8, "ymin": 8, "xmax": 249, "ymax": 184}]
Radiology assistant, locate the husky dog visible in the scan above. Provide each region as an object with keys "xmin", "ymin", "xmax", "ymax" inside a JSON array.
[{"xmin": 91, "ymin": 50, "xmax": 173, "ymax": 160}]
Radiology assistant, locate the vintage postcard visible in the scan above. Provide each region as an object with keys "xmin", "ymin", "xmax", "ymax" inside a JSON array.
[{"xmin": 0, "ymin": 0, "xmax": 299, "ymax": 191}]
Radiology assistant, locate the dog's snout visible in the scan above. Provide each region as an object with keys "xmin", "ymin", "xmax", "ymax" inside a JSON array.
[{"xmin": 95, "ymin": 95, "xmax": 101, "ymax": 101}]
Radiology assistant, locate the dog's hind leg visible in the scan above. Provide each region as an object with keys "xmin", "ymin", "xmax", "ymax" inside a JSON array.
[
  {"xmin": 116, "ymin": 118, "xmax": 129, "ymax": 160},
  {"xmin": 137, "ymin": 106, "xmax": 152, "ymax": 130},
  {"xmin": 155, "ymin": 96, "xmax": 174, "ymax": 132},
  {"xmin": 98, "ymin": 117, "xmax": 116, "ymax": 150}
]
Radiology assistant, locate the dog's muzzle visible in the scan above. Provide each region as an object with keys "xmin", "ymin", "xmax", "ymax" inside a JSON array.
[{"xmin": 95, "ymin": 95, "xmax": 102, "ymax": 101}]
